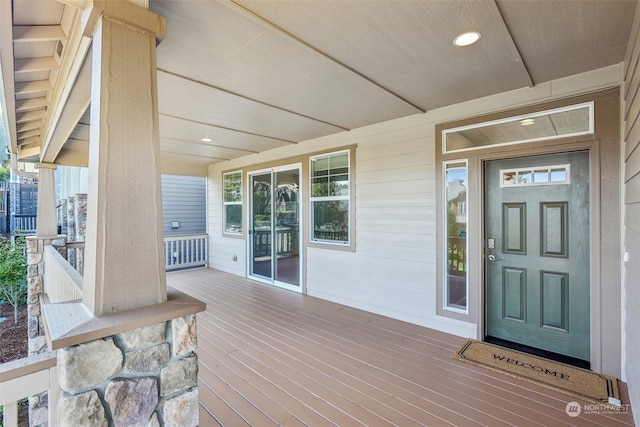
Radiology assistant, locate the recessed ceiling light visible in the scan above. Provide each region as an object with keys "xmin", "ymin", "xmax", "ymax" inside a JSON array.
[
  {"xmin": 453, "ymin": 31, "xmax": 481, "ymax": 47},
  {"xmin": 520, "ymin": 118, "xmax": 535, "ymax": 126},
  {"xmin": 201, "ymin": 137, "xmax": 212, "ymax": 142}
]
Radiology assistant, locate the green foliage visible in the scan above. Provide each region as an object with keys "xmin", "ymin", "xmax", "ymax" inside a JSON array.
[
  {"xmin": 0, "ymin": 164, "xmax": 9, "ymax": 182},
  {"xmin": 0, "ymin": 238, "xmax": 28, "ymax": 324}
]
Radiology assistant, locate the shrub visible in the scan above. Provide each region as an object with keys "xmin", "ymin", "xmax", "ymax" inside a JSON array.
[{"xmin": 0, "ymin": 238, "xmax": 28, "ymax": 324}]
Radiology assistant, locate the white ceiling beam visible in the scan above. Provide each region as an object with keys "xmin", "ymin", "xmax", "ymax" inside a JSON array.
[
  {"xmin": 16, "ymin": 98, "xmax": 48, "ymax": 112},
  {"xmin": 225, "ymin": 0, "xmax": 426, "ymax": 114},
  {"xmin": 16, "ymin": 110, "xmax": 46, "ymax": 124},
  {"xmin": 17, "ymin": 121, "xmax": 42, "ymax": 133},
  {"xmin": 43, "ymin": 0, "xmax": 165, "ymax": 162},
  {"xmin": 64, "ymin": 138, "xmax": 88, "ymax": 151},
  {"xmin": 18, "ymin": 136, "xmax": 41, "ymax": 147},
  {"xmin": 158, "ymin": 69, "xmax": 351, "ymax": 132},
  {"xmin": 15, "ymin": 80, "xmax": 53, "ymax": 95},
  {"xmin": 14, "ymin": 57, "xmax": 60, "ymax": 74},
  {"xmin": 41, "ymin": 48, "xmax": 91, "ymax": 163},
  {"xmin": 489, "ymin": 0, "xmax": 533, "ymax": 88},
  {"xmin": 52, "ymin": 148, "xmax": 88, "ymax": 167},
  {"xmin": 17, "ymin": 129, "xmax": 41, "ymax": 140},
  {"xmin": 160, "ymin": 149, "xmax": 226, "ymax": 161},
  {"xmin": 40, "ymin": 2, "xmax": 91, "ymax": 163},
  {"xmin": 13, "ymin": 26, "xmax": 66, "ymax": 42},
  {"xmin": 17, "ymin": 144, "xmax": 41, "ymax": 160}
]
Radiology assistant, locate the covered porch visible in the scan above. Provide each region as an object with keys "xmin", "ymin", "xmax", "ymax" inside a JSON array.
[{"xmin": 169, "ymin": 268, "xmax": 634, "ymax": 427}]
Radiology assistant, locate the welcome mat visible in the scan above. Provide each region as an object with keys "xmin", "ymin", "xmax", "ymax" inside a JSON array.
[{"xmin": 453, "ymin": 339, "xmax": 620, "ymax": 406}]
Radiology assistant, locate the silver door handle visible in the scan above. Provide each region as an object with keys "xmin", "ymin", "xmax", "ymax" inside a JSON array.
[{"xmin": 487, "ymin": 254, "xmax": 496, "ymax": 261}]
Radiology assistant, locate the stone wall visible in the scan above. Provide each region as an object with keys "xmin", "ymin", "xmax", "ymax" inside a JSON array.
[
  {"xmin": 26, "ymin": 236, "xmax": 66, "ymax": 426},
  {"xmin": 56, "ymin": 314, "xmax": 199, "ymax": 426}
]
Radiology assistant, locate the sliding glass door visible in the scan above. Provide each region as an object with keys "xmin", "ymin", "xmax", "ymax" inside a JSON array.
[{"xmin": 249, "ymin": 165, "xmax": 301, "ymax": 291}]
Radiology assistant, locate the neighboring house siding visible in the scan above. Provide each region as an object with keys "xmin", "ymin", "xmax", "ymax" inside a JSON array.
[
  {"xmin": 162, "ymin": 175, "xmax": 206, "ymax": 236},
  {"xmin": 623, "ymin": 6, "xmax": 640, "ymax": 425},
  {"xmin": 208, "ymin": 65, "xmax": 622, "ymax": 353}
]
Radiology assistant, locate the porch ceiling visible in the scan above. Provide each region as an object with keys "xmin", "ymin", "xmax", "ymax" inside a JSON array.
[{"xmin": 0, "ymin": 0, "xmax": 635, "ymax": 176}]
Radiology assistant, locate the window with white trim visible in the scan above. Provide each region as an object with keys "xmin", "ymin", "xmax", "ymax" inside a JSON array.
[
  {"xmin": 310, "ymin": 151, "xmax": 349, "ymax": 244},
  {"xmin": 223, "ymin": 171, "xmax": 242, "ymax": 234}
]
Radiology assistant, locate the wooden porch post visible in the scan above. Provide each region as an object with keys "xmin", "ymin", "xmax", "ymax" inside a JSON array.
[
  {"xmin": 45, "ymin": 5, "xmax": 203, "ymax": 425},
  {"xmin": 81, "ymin": 1, "xmax": 167, "ymax": 315},
  {"xmin": 35, "ymin": 162, "xmax": 58, "ymax": 237}
]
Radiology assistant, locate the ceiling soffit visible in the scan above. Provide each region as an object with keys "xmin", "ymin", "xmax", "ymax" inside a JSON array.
[
  {"xmin": 496, "ymin": 0, "xmax": 636, "ymax": 84},
  {"xmin": 1, "ymin": 0, "xmax": 635, "ymax": 171}
]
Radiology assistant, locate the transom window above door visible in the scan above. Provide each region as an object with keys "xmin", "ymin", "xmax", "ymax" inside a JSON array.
[{"xmin": 442, "ymin": 102, "xmax": 593, "ymax": 153}]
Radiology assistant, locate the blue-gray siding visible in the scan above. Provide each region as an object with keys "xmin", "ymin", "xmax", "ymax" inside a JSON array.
[{"xmin": 162, "ymin": 175, "xmax": 206, "ymax": 237}]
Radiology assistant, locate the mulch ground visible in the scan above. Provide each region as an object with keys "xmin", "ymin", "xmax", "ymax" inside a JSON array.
[
  {"xmin": 0, "ymin": 302, "xmax": 28, "ymax": 363},
  {"xmin": 0, "ymin": 302, "xmax": 29, "ymax": 426}
]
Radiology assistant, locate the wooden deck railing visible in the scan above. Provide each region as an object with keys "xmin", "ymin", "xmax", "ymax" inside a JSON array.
[
  {"xmin": 43, "ymin": 245, "xmax": 83, "ymax": 303},
  {"xmin": 64, "ymin": 241, "xmax": 85, "ymax": 275},
  {"xmin": 164, "ymin": 234, "xmax": 208, "ymax": 271},
  {"xmin": 253, "ymin": 228, "xmax": 297, "ymax": 257},
  {"xmin": 12, "ymin": 214, "xmax": 37, "ymax": 236},
  {"xmin": 44, "ymin": 234, "xmax": 207, "ymax": 303},
  {"xmin": 1, "ymin": 235, "xmax": 208, "ymax": 424},
  {"xmin": 0, "ymin": 352, "xmax": 58, "ymax": 427}
]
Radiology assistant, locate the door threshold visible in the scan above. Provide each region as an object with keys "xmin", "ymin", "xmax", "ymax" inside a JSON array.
[{"xmin": 484, "ymin": 336, "xmax": 590, "ymax": 370}]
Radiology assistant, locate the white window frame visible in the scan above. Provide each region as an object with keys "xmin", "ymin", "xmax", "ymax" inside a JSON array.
[
  {"xmin": 223, "ymin": 170, "xmax": 243, "ymax": 235},
  {"xmin": 442, "ymin": 102, "xmax": 594, "ymax": 154},
  {"xmin": 309, "ymin": 150, "xmax": 350, "ymax": 245},
  {"xmin": 443, "ymin": 159, "xmax": 469, "ymax": 314}
]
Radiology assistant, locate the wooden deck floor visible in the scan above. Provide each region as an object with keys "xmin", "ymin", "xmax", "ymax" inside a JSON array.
[{"xmin": 167, "ymin": 268, "xmax": 634, "ymax": 427}]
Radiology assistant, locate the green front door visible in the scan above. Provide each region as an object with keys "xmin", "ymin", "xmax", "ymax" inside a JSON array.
[{"xmin": 485, "ymin": 151, "xmax": 590, "ymax": 363}]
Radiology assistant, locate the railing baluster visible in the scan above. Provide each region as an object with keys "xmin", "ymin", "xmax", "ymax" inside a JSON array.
[
  {"xmin": 4, "ymin": 399, "xmax": 18, "ymax": 427},
  {"xmin": 0, "ymin": 352, "xmax": 58, "ymax": 427},
  {"xmin": 162, "ymin": 234, "xmax": 208, "ymax": 271}
]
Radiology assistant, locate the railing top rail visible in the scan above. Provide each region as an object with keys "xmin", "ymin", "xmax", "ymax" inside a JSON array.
[
  {"xmin": 164, "ymin": 234, "xmax": 208, "ymax": 242},
  {"xmin": 65, "ymin": 241, "xmax": 85, "ymax": 249},
  {"xmin": 0, "ymin": 351, "xmax": 57, "ymax": 383}
]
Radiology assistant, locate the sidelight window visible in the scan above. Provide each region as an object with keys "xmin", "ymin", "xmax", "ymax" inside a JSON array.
[{"xmin": 444, "ymin": 161, "xmax": 468, "ymax": 312}]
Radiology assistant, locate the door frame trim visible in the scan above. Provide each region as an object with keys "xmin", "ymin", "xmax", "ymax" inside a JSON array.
[
  {"xmin": 436, "ymin": 89, "xmax": 622, "ymax": 375},
  {"xmin": 479, "ymin": 146, "xmax": 598, "ymax": 366}
]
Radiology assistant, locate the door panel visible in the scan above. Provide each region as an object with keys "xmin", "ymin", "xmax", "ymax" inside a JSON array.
[
  {"xmin": 249, "ymin": 166, "xmax": 301, "ymax": 291},
  {"xmin": 274, "ymin": 169, "xmax": 300, "ymax": 287},
  {"xmin": 250, "ymin": 172, "xmax": 273, "ymax": 280},
  {"xmin": 485, "ymin": 151, "xmax": 590, "ymax": 362}
]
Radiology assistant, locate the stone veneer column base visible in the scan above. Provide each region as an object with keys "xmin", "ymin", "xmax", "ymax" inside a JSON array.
[
  {"xmin": 26, "ymin": 236, "xmax": 66, "ymax": 427},
  {"xmin": 56, "ymin": 314, "xmax": 199, "ymax": 426}
]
